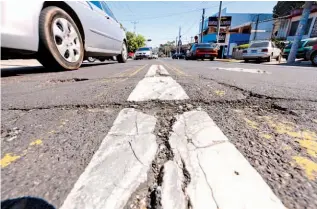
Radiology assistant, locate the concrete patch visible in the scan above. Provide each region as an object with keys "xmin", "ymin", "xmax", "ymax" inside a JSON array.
[
  {"xmin": 60, "ymin": 108, "xmax": 158, "ymax": 209},
  {"xmin": 128, "ymin": 65, "xmax": 189, "ymax": 101},
  {"xmin": 161, "ymin": 161, "xmax": 186, "ymax": 209},
  {"xmin": 169, "ymin": 110, "xmax": 286, "ymax": 209}
]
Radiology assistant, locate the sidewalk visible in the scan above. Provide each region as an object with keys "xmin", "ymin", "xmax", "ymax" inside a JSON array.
[{"xmin": 1, "ymin": 59, "xmax": 42, "ymax": 69}]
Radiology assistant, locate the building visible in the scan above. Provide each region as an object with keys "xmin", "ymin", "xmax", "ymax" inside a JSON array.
[
  {"xmin": 274, "ymin": 5, "xmax": 317, "ymax": 41},
  {"xmin": 200, "ymin": 8, "xmax": 273, "ymax": 58}
]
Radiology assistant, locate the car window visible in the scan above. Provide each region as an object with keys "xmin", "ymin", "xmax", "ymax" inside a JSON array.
[
  {"xmin": 89, "ymin": 1, "xmax": 103, "ymax": 10},
  {"xmin": 250, "ymin": 42, "xmax": 269, "ymax": 48},
  {"xmin": 305, "ymin": 40, "xmax": 317, "ymax": 47},
  {"xmin": 272, "ymin": 42, "xmax": 276, "ymax": 48},
  {"xmin": 101, "ymin": 2, "xmax": 117, "ymax": 21}
]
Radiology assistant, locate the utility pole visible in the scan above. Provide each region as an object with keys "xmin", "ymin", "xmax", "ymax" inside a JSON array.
[
  {"xmin": 131, "ymin": 21, "xmax": 138, "ymax": 34},
  {"xmin": 175, "ymin": 36, "xmax": 178, "ymax": 53},
  {"xmin": 253, "ymin": 14, "xmax": 260, "ymax": 41},
  {"xmin": 288, "ymin": 1, "xmax": 313, "ymax": 64},
  {"xmin": 200, "ymin": 8, "xmax": 205, "ymax": 43},
  {"xmin": 216, "ymin": 1, "xmax": 222, "ymax": 43},
  {"xmin": 178, "ymin": 26, "xmax": 181, "ymax": 54}
]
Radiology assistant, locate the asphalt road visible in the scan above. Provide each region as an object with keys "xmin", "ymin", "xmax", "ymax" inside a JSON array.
[{"xmin": 1, "ymin": 59, "xmax": 317, "ymax": 209}]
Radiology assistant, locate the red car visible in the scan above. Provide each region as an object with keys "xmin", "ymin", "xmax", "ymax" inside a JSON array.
[
  {"xmin": 185, "ymin": 43, "xmax": 218, "ymax": 61},
  {"xmin": 306, "ymin": 44, "xmax": 317, "ymax": 66},
  {"xmin": 128, "ymin": 52, "xmax": 135, "ymax": 59}
]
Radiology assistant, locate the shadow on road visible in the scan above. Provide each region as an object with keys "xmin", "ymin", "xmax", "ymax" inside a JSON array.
[
  {"xmin": 1, "ymin": 197, "xmax": 56, "ymax": 209},
  {"xmin": 1, "ymin": 62, "xmax": 116, "ymax": 77}
]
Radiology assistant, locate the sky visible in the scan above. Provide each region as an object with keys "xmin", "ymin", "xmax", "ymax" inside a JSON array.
[{"xmin": 107, "ymin": 1, "xmax": 277, "ymax": 47}]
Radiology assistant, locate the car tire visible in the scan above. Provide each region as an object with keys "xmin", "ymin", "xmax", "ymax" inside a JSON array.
[
  {"xmin": 99, "ymin": 58, "xmax": 106, "ymax": 62},
  {"xmin": 117, "ymin": 42, "xmax": 128, "ymax": 63},
  {"xmin": 37, "ymin": 6, "xmax": 84, "ymax": 71},
  {"xmin": 210, "ymin": 57, "xmax": 215, "ymax": 61},
  {"xmin": 266, "ymin": 55, "xmax": 272, "ymax": 62},
  {"xmin": 244, "ymin": 59, "xmax": 249, "ymax": 63},
  {"xmin": 311, "ymin": 51, "xmax": 317, "ymax": 66}
]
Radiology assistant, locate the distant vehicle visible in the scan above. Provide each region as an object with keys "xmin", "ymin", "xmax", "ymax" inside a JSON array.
[
  {"xmin": 283, "ymin": 38, "xmax": 317, "ymax": 60},
  {"xmin": 243, "ymin": 41, "xmax": 281, "ymax": 62},
  {"xmin": 128, "ymin": 52, "xmax": 135, "ymax": 59},
  {"xmin": 1, "ymin": 1, "xmax": 128, "ymax": 70},
  {"xmin": 306, "ymin": 44, "xmax": 317, "ymax": 66},
  {"xmin": 152, "ymin": 54, "xmax": 159, "ymax": 59},
  {"xmin": 185, "ymin": 43, "xmax": 218, "ymax": 60},
  {"xmin": 172, "ymin": 53, "xmax": 185, "ymax": 59},
  {"xmin": 134, "ymin": 47, "xmax": 152, "ymax": 60}
]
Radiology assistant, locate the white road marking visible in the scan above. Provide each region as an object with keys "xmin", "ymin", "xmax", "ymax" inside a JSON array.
[
  {"xmin": 128, "ymin": 65, "xmax": 189, "ymax": 101},
  {"xmin": 169, "ymin": 110, "xmax": 286, "ymax": 209},
  {"xmin": 212, "ymin": 67, "xmax": 271, "ymax": 74},
  {"xmin": 161, "ymin": 161, "xmax": 186, "ymax": 209},
  {"xmin": 60, "ymin": 108, "xmax": 158, "ymax": 209}
]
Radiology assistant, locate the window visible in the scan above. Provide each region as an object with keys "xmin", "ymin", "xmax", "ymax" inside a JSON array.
[
  {"xmin": 289, "ymin": 19, "xmax": 313, "ymax": 36},
  {"xmin": 250, "ymin": 42, "xmax": 269, "ymax": 48},
  {"xmin": 272, "ymin": 42, "xmax": 276, "ymax": 48},
  {"xmin": 90, "ymin": 1, "xmax": 103, "ymax": 10},
  {"xmin": 305, "ymin": 39, "xmax": 317, "ymax": 47},
  {"xmin": 101, "ymin": 2, "xmax": 117, "ymax": 21}
]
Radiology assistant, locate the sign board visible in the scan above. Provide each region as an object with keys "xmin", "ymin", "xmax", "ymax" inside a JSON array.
[
  {"xmin": 310, "ymin": 19, "xmax": 317, "ymax": 38},
  {"xmin": 208, "ymin": 16, "xmax": 232, "ymax": 27}
]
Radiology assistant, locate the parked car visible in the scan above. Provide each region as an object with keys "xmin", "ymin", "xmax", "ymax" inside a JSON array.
[
  {"xmin": 128, "ymin": 52, "xmax": 135, "ymax": 59},
  {"xmin": 1, "ymin": 1, "xmax": 128, "ymax": 70},
  {"xmin": 283, "ymin": 38, "xmax": 317, "ymax": 60},
  {"xmin": 243, "ymin": 40, "xmax": 281, "ymax": 62},
  {"xmin": 172, "ymin": 53, "xmax": 185, "ymax": 59},
  {"xmin": 185, "ymin": 43, "xmax": 218, "ymax": 60},
  {"xmin": 134, "ymin": 47, "xmax": 152, "ymax": 60},
  {"xmin": 306, "ymin": 44, "xmax": 317, "ymax": 66}
]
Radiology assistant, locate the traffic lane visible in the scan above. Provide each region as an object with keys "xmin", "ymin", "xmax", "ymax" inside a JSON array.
[
  {"xmin": 1, "ymin": 60, "xmax": 153, "ymax": 109},
  {"xmin": 205, "ymin": 104, "xmax": 317, "ymax": 209},
  {"xmin": 161, "ymin": 59, "xmax": 317, "ymax": 101},
  {"xmin": 161, "ymin": 62, "xmax": 247, "ymax": 102},
  {"xmin": 1, "ymin": 107, "xmax": 120, "ymax": 207}
]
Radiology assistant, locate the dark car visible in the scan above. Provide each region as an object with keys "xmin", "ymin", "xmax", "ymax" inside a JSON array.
[
  {"xmin": 283, "ymin": 38, "xmax": 317, "ymax": 60},
  {"xmin": 185, "ymin": 43, "xmax": 218, "ymax": 60},
  {"xmin": 306, "ymin": 44, "xmax": 317, "ymax": 66},
  {"xmin": 172, "ymin": 53, "xmax": 185, "ymax": 59}
]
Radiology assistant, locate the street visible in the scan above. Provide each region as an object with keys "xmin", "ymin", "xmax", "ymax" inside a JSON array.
[{"xmin": 1, "ymin": 59, "xmax": 317, "ymax": 209}]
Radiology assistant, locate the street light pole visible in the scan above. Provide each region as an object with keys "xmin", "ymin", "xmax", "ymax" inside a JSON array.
[
  {"xmin": 287, "ymin": 1, "xmax": 313, "ymax": 64},
  {"xmin": 216, "ymin": 1, "xmax": 222, "ymax": 43},
  {"xmin": 200, "ymin": 8, "xmax": 205, "ymax": 43}
]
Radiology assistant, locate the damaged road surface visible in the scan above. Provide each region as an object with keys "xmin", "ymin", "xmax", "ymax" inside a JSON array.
[{"xmin": 1, "ymin": 59, "xmax": 317, "ymax": 209}]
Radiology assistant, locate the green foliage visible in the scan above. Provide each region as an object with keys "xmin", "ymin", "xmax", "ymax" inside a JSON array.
[
  {"xmin": 158, "ymin": 41, "xmax": 176, "ymax": 55},
  {"xmin": 236, "ymin": 44, "xmax": 250, "ymax": 49},
  {"xmin": 126, "ymin": 31, "xmax": 146, "ymax": 52},
  {"xmin": 272, "ymin": 1, "xmax": 305, "ymax": 18}
]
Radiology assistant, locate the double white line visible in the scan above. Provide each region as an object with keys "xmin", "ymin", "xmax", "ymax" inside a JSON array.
[{"xmin": 61, "ymin": 65, "xmax": 285, "ymax": 209}]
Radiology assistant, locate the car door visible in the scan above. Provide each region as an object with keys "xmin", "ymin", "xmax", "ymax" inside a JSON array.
[
  {"xmin": 101, "ymin": 1, "xmax": 123, "ymax": 52},
  {"xmin": 84, "ymin": 1, "xmax": 113, "ymax": 51}
]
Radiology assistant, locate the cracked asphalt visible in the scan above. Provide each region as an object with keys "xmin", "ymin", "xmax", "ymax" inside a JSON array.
[{"xmin": 1, "ymin": 59, "xmax": 317, "ymax": 209}]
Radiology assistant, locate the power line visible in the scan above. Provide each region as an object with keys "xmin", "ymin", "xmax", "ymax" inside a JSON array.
[{"xmin": 119, "ymin": 2, "xmax": 234, "ymax": 22}]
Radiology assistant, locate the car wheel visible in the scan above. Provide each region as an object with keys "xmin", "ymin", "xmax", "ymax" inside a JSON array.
[
  {"xmin": 99, "ymin": 58, "xmax": 106, "ymax": 62},
  {"xmin": 311, "ymin": 51, "xmax": 317, "ymax": 66},
  {"xmin": 117, "ymin": 42, "xmax": 128, "ymax": 63},
  {"xmin": 266, "ymin": 55, "xmax": 272, "ymax": 62},
  {"xmin": 87, "ymin": 57, "xmax": 96, "ymax": 62},
  {"xmin": 37, "ymin": 6, "xmax": 84, "ymax": 70},
  {"xmin": 244, "ymin": 59, "xmax": 249, "ymax": 63},
  {"xmin": 210, "ymin": 57, "xmax": 215, "ymax": 61}
]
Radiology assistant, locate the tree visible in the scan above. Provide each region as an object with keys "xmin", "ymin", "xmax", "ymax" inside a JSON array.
[
  {"xmin": 126, "ymin": 31, "xmax": 146, "ymax": 52},
  {"xmin": 158, "ymin": 41, "xmax": 176, "ymax": 56},
  {"xmin": 273, "ymin": 1, "xmax": 305, "ymax": 18}
]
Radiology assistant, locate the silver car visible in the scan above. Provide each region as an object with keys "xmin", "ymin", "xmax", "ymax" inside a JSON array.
[
  {"xmin": 1, "ymin": 1, "xmax": 128, "ymax": 70},
  {"xmin": 243, "ymin": 41, "xmax": 281, "ymax": 62}
]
